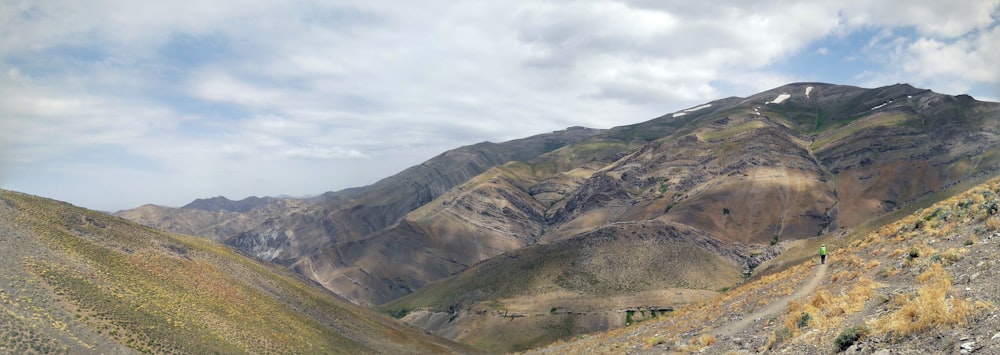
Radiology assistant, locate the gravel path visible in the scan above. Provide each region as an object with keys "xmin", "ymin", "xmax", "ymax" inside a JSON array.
[{"xmin": 712, "ymin": 261, "xmax": 828, "ymax": 338}]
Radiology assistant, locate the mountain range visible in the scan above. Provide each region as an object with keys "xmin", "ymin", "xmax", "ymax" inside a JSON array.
[{"xmin": 113, "ymin": 82, "xmax": 1000, "ymax": 351}]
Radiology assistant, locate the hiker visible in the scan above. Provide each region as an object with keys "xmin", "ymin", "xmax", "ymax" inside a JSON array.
[{"xmin": 820, "ymin": 244, "xmax": 827, "ymax": 264}]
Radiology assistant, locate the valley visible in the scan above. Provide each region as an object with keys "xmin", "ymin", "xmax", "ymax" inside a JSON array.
[{"xmin": 103, "ymin": 82, "xmax": 1000, "ymax": 352}]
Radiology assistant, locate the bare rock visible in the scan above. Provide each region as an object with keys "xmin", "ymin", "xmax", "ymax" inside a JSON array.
[{"xmin": 960, "ymin": 341, "xmax": 975, "ymax": 354}]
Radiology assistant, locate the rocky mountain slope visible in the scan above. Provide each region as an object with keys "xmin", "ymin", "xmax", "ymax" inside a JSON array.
[
  {"xmin": 118, "ymin": 126, "xmax": 602, "ymax": 261},
  {"xmin": 118, "ymin": 82, "xmax": 1000, "ymax": 351},
  {"xmin": 0, "ymin": 189, "xmax": 473, "ymax": 354},
  {"xmin": 290, "ymin": 83, "xmax": 999, "ymax": 307},
  {"xmin": 530, "ymin": 175, "xmax": 1000, "ymax": 354}
]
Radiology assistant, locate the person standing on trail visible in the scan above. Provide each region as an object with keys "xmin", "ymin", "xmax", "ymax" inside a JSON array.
[{"xmin": 820, "ymin": 244, "xmax": 827, "ymax": 264}]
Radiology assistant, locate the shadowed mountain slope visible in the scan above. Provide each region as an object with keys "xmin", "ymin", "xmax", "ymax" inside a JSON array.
[{"xmin": 0, "ymin": 189, "xmax": 474, "ymax": 354}]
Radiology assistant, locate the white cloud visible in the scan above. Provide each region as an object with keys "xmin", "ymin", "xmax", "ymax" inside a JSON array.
[
  {"xmin": 904, "ymin": 26, "xmax": 1000, "ymax": 84},
  {"xmin": 837, "ymin": 0, "xmax": 998, "ymax": 38},
  {"xmin": 283, "ymin": 145, "xmax": 367, "ymax": 160},
  {"xmin": 1, "ymin": 0, "xmax": 998, "ymax": 210}
]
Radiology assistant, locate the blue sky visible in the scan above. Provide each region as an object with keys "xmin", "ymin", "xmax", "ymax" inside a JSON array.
[{"xmin": 1, "ymin": 0, "xmax": 998, "ymax": 211}]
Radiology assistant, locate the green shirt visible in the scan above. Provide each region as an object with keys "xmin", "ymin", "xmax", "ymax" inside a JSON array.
[{"xmin": 820, "ymin": 246, "xmax": 827, "ymax": 256}]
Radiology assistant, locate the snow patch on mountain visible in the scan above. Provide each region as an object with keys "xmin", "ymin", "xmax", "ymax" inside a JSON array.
[
  {"xmin": 672, "ymin": 103, "xmax": 712, "ymax": 117},
  {"xmin": 870, "ymin": 100, "xmax": 893, "ymax": 110},
  {"xmin": 805, "ymin": 86, "xmax": 814, "ymax": 98},
  {"xmin": 766, "ymin": 93, "xmax": 791, "ymax": 104},
  {"xmin": 685, "ymin": 104, "xmax": 712, "ymax": 112}
]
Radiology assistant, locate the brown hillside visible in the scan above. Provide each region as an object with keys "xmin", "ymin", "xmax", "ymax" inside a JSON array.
[
  {"xmin": 118, "ymin": 83, "xmax": 999, "ymax": 337},
  {"xmin": 529, "ymin": 176, "xmax": 1000, "ymax": 354},
  {"xmin": 0, "ymin": 189, "xmax": 474, "ymax": 354}
]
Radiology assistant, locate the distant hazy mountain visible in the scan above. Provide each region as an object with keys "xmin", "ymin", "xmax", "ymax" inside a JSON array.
[{"xmin": 181, "ymin": 195, "xmax": 280, "ymax": 213}]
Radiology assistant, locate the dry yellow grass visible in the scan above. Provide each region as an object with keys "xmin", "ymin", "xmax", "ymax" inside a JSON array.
[
  {"xmin": 771, "ymin": 274, "xmax": 880, "ymax": 351},
  {"xmin": 864, "ymin": 260, "xmax": 881, "ymax": 271},
  {"xmin": 869, "ymin": 263, "xmax": 979, "ymax": 340},
  {"xmin": 986, "ymin": 216, "xmax": 1000, "ymax": 231},
  {"xmin": 940, "ymin": 248, "xmax": 964, "ymax": 265}
]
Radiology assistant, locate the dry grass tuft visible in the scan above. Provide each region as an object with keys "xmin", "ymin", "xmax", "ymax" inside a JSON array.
[
  {"xmin": 696, "ymin": 334, "xmax": 716, "ymax": 347},
  {"xmin": 775, "ymin": 274, "xmax": 880, "ymax": 349},
  {"xmin": 869, "ymin": 263, "xmax": 978, "ymax": 340},
  {"xmin": 864, "ymin": 260, "xmax": 881, "ymax": 271},
  {"xmin": 986, "ymin": 216, "xmax": 1000, "ymax": 231},
  {"xmin": 939, "ymin": 248, "xmax": 964, "ymax": 265}
]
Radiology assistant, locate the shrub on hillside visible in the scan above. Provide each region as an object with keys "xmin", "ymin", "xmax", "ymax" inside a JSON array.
[{"xmin": 833, "ymin": 325, "xmax": 868, "ymax": 352}]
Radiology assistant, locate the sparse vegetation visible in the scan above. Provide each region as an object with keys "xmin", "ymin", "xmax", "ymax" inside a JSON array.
[
  {"xmin": 0, "ymin": 190, "xmax": 462, "ymax": 354},
  {"xmin": 387, "ymin": 308, "xmax": 411, "ymax": 319},
  {"xmin": 769, "ymin": 326, "xmax": 792, "ymax": 349},
  {"xmin": 6, "ymin": 82, "xmax": 1000, "ymax": 355},
  {"xmin": 525, "ymin": 175, "xmax": 1000, "ymax": 354},
  {"xmin": 796, "ymin": 312, "xmax": 811, "ymax": 328},
  {"xmin": 833, "ymin": 325, "xmax": 868, "ymax": 352},
  {"xmin": 869, "ymin": 263, "xmax": 979, "ymax": 340}
]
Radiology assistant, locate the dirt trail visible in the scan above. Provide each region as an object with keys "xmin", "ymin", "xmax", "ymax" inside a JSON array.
[{"xmin": 712, "ymin": 262, "xmax": 828, "ymax": 338}]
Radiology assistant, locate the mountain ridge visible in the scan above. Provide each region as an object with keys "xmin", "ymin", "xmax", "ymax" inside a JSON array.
[{"xmin": 117, "ymin": 82, "xmax": 1000, "ymax": 351}]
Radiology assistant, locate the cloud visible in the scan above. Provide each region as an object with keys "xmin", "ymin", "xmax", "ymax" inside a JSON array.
[
  {"xmin": 283, "ymin": 145, "xmax": 367, "ymax": 160},
  {"xmin": 903, "ymin": 25, "xmax": 1000, "ymax": 84},
  {"xmin": 1, "ymin": 0, "xmax": 998, "ymax": 211}
]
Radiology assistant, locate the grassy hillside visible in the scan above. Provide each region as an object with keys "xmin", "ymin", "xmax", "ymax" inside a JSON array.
[
  {"xmin": 379, "ymin": 220, "xmax": 743, "ymax": 352},
  {"xmin": 530, "ymin": 175, "xmax": 1000, "ymax": 354},
  {"xmin": 0, "ymin": 189, "xmax": 472, "ymax": 354}
]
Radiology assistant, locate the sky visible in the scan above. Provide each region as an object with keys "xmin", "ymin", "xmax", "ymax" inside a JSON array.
[{"xmin": 1, "ymin": 0, "xmax": 999, "ymax": 212}]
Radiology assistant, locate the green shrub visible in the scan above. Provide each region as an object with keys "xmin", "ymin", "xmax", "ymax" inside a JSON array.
[
  {"xmin": 833, "ymin": 326, "xmax": 868, "ymax": 352},
  {"xmin": 774, "ymin": 326, "xmax": 792, "ymax": 343},
  {"xmin": 386, "ymin": 308, "xmax": 410, "ymax": 319},
  {"xmin": 797, "ymin": 312, "xmax": 811, "ymax": 329}
]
